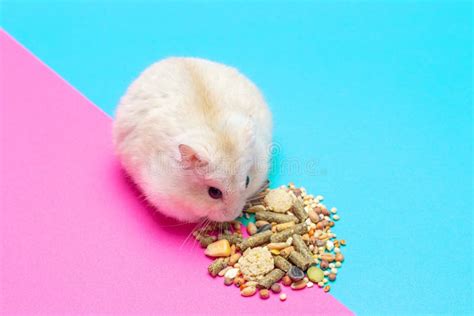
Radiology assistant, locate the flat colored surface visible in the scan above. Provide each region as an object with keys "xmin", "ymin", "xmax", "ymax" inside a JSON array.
[
  {"xmin": 0, "ymin": 30, "xmax": 352, "ymax": 315},
  {"xmin": 1, "ymin": 1, "xmax": 473, "ymax": 314}
]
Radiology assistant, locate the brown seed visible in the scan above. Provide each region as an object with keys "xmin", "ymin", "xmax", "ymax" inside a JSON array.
[
  {"xmin": 247, "ymin": 222, "xmax": 257, "ymax": 235},
  {"xmin": 321, "ymin": 207, "xmax": 330, "ymax": 216},
  {"xmin": 259, "ymin": 289, "xmax": 270, "ymax": 299},
  {"xmin": 270, "ymin": 283, "xmax": 281, "ymax": 293},
  {"xmin": 282, "ymin": 275, "xmax": 292, "ymax": 286},
  {"xmin": 320, "ymin": 253, "xmax": 335, "ymax": 262},
  {"xmin": 291, "ymin": 279, "xmax": 307, "ymax": 290},
  {"xmin": 328, "ymin": 273, "xmax": 337, "ymax": 281},
  {"xmin": 267, "ymin": 242, "xmax": 290, "ymax": 250},
  {"xmin": 316, "ymin": 222, "xmax": 324, "ymax": 230},
  {"xmin": 340, "ymin": 239, "xmax": 347, "ymax": 246},
  {"xmin": 241, "ymin": 286, "xmax": 257, "ymax": 297},
  {"xmin": 335, "ymin": 253, "xmax": 344, "ymax": 262},
  {"xmin": 234, "ymin": 277, "xmax": 245, "ymax": 287},
  {"xmin": 320, "ymin": 260, "xmax": 329, "ymax": 270},
  {"xmin": 323, "ymin": 285, "xmax": 331, "ymax": 292},
  {"xmin": 308, "ymin": 209, "xmax": 319, "ymax": 223},
  {"xmin": 329, "ymin": 221, "xmax": 335, "ymax": 227},
  {"xmin": 316, "ymin": 239, "xmax": 326, "ymax": 247},
  {"xmin": 229, "ymin": 253, "xmax": 241, "ymax": 266},
  {"xmin": 302, "ymin": 233, "xmax": 310, "ymax": 243},
  {"xmin": 230, "ymin": 244, "xmax": 236, "ymax": 256},
  {"xmin": 280, "ymin": 246, "xmax": 294, "ymax": 258},
  {"xmin": 224, "ymin": 277, "xmax": 233, "ymax": 286}
]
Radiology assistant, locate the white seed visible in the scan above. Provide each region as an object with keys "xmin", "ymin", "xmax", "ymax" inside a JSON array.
[
  {"xmin": 317, "ymin": 282, "xmax": 324, "ymax": 287},
  {"xmin": 309, "ymin": 244, "xmax": 314, "ymax": 251},
  {"xmin": 334, "ymin": 247, "xmax": 341, "ymax": 253},
  {"xmin": 329, "ymin": 263, "xmax": 335, "ymax": 269},
  {"xmin": 234, "ymin": 263, "xmax": 240, "ymax": 268},
  {"xmin": 303, "ymin": 277, "xmax": 309, "ymax": 282},
  {"xmin": 279, "ymin": 293, "xmax": 287, "ymax": 301},
  {"xmin": 324, "ymin": 271, "xmax": 330, "ymax": 276},
  {"xmin": 316, "ymin": 195, "xmax": 324, "ymax": 201},
  {"xmin": 330, "ymin": 207, "xmax": 337, "ymax": 214},
  {"xmin": 331, "ymin": 268, "xmax": 338, "ymax": 274},
  {"xmin": 224, "ymin": 268, "xmax": 239, "ymax": 279},
  {"xmin": 333, "ymin": 215, "xmax": 340, "ymax": 221},
  {"xmin": 323, "ymin": 278, "xmax": 328, "ymax": 283},
  {"xmin": 326, "ymin": 241, "xmax": 334, "ymax": 251},
  {"xmin": 335, "ymin": 262, "xmax": 342, "ymax": 268},
  {"xmin": 286, "ymin": 237, "xmax": 293, "ymax": 245},
  {"xmin": 307, "ymin": 281, "xmax": 314, "ymax": 288},
  {"xmin": 324, "ymin": 216, "xmax": 330, "ymax": 221},
  {"xmin": 218, "ymin": 266, "xmax": 232, "ymax": 277}
]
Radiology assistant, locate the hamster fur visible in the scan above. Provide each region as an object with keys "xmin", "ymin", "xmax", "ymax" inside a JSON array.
[{"xmin": 113, "ymin": 57, "xmax": 272, "ymax": 222}]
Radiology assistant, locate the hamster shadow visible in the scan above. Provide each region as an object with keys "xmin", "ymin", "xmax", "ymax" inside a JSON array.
[{"xmin": 116, "ymin": 165, "xmax": 199, "ymax": 239}]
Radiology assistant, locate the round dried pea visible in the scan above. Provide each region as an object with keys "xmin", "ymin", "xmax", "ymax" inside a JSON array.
[
  {"xmin": 271, "ymin": 283, "xmax": 281, "ymax": 294},
  {"xmin": 259, "ymin": 289, "xmax": 270, "ymax": 299},
  {"xmin": 307, "ymin": 266, "xmax": 324, "ymax": 283}
]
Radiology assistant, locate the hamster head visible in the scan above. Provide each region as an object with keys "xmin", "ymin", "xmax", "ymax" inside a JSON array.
[{"xmin": 168, "ymin": 127, "xmax": 268, "ymax": 222}]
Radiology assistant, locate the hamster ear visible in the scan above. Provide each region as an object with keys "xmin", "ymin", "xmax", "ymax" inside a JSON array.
[{"xmin": 178, "ymin": 144, "xmax": 209, "ymax": 170}]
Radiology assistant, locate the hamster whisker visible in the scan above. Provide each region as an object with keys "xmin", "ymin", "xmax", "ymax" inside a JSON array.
[{"xmin": 178, "ymin": 217, "xmax": 207, "ymax": 250}]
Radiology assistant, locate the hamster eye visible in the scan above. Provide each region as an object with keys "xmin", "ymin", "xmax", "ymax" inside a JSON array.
[
  {"xmin": 208, "ymin": 187, "xmax": 223, "ymax": 199},
  {"xmin": 245, "ymin": 176, "xmax": 250, "ymax": 188}
]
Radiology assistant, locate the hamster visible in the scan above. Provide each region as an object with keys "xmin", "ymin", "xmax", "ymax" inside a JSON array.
[{"xmin": 113, "ymin": 57, "xmax": 272, "ymax": 223}]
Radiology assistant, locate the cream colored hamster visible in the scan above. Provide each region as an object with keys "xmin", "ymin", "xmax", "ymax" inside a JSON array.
[{"xmin": 113, "ymin": 57, "xmax": 272, "ymax": 222}]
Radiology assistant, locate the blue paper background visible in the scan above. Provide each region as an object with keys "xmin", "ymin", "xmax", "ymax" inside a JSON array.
[{"xmin": 2, "ymin": 1, "xmax": 472, "ymax": 314}]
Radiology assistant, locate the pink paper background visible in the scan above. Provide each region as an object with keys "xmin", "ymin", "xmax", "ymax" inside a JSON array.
[{"xmin": 0, "ymin": 30, "xmax": 352, "ymax": 314}]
